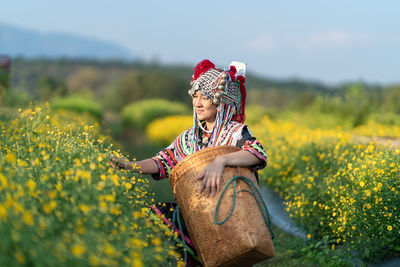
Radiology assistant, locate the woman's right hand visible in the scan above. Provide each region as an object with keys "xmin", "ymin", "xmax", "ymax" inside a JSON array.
[{"xmin": 109, "ymin": 154, "xmax": 129, "ymax": 169}]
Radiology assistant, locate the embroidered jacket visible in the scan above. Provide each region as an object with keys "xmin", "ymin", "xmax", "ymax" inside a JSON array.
[{"xmin": 151, "ymin": 121, "xmax": 267, "ymax": 180}]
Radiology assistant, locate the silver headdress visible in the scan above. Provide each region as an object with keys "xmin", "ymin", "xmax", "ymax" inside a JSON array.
[{"xmin": 188, "ymin": 61, "xmax": 246, "ymax": 114}]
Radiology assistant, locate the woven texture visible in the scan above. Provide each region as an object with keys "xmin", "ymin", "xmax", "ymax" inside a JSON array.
[
  {"xmin": 190, "ymin": 68, "xmax": 241, "ymax": 109},
  {"xmin": 170, "ymin": 146, "xmax": 275, "ymax": 267}
]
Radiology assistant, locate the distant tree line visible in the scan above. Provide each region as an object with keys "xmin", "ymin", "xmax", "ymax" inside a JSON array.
[
  {"xmin": 0, "ymin": 55, "xmax": 11, "ymax": 105},
  {"xmin": 4, "ymin": 57, "xmax": 400, "ymax": 125}
]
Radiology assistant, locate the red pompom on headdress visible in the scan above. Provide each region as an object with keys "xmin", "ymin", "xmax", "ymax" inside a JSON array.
[
  {"xmin": 192, "ymin": 59, "xmax": 215, "ymax": 82},
  {"xmin": 228, "ymin": 65, "xmax": 237, "ymax": 81}
]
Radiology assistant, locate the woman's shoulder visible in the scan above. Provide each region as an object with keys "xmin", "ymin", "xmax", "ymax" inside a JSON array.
[
  {"xmin": 225, "ymin": 121, "xmax": 251, "ymax": 133},
  {"xmin": 174, "ymin": 126, "xmax": 196, "ymax": 142},
  {"xmin": 226, "ymin": 121, "xmax": 255, "ymax": 141},
  {"xmin": 180, "ymin": 126, "xmax": 195, "ymax": 136}
]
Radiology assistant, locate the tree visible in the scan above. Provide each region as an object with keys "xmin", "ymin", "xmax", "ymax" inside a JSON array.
[
  {"xmin": 37, "ymin": 76, "xmax": 68, "ymax": 101},
  {"xmin": 102, "ymin": 71, "xmax": 189, "ymax": 111},
  {"xmin": 0, "ymin": 56, "xmax": 11, "ymax": 105},
  {"xmin": 66, "ymin": 67, "xmax": 103, "ymax": 93}
]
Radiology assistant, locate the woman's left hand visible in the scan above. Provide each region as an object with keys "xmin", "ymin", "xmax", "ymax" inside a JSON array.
[{"xmin": 197, "ymin": 156, "xmax": 225, "ymax": 198}]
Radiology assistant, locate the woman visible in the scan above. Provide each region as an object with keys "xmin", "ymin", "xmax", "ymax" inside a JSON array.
[{"xmin": 111, "ymin": 59, "xmax": 268, "ymax": 264}]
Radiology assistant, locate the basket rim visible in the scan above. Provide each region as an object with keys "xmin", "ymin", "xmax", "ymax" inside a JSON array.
[
  {"xmin": 171, "ymin": 146, "xmax": 241, "ymax": 173},
  {"xmin": 169, "ymin": 145, "xmax": 242, "ymax": 185}
]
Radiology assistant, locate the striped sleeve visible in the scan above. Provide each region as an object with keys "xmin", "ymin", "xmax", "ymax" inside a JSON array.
[
  {"xmin": 238, "ymin": 126, "xmax": 268, "ymax": 171},
  {"xmin": 151, "ymin": 143, "xmax": 178, "ymax": 180},
  {"xmin": 242, "ymin": 139, "xmax": 268, "ymax": 170}
]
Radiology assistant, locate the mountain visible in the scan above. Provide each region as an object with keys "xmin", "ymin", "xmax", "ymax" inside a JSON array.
[{"xmin": 0, "ymin": 22, "xmax": 133, "ymax": 60}]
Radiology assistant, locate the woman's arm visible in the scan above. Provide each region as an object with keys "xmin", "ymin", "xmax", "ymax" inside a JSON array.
[
  {"xmin": 110, "ymin": 154, "xmax": 159, "ymax": 174},
  {"xmin": 197, "ymin": 150, "xmax": 263, "ymax": 197}
]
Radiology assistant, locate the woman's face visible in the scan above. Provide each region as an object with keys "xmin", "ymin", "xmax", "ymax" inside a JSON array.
[{"xmin": 192, "ymin": 91, "xmax": 217, "ymax": 122}]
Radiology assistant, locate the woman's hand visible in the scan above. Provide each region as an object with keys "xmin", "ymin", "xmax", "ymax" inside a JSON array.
[
  {"xmin": 197, "ymin": 156, "xmax": 226, "ymax": 198},
  {"xmin": 196, "ymin": 150, "xmax": 264, "ymax": 197},
  {"xmin": 109, "ymin": 154, "xmax": 130, "ymax": 170}
]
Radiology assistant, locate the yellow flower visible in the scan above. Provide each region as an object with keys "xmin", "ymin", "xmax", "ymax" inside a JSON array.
[
  {"xmin": 90, "ymin": 255, "xmax": 99, "ymax": 266},
  {"xmin": 359, "ymin": 181, "xmax": 365, "ymax": 187},
  {"xmin": 74, "ymin": 158, "xmax": 82, "ymax": 167},
  {"xmin": 125, "ymin": 183, "xmax": 133, "ymax": 190},
  {"xmin": 43, "ymin": 201, "xmax": 57, "ymax": 214},
  {"xmin": 0, "ymin": 204, "xmax": 7, "ymax": 219},
  {"xmin": 133, "ymin": 258, "xmax": 143, "ymax": 267},
  {"xmin": 90, "ymin": 163, "xmax": 96, "ymax": 170},
  {"xmin": 79, "ymin": 204, "xmax": 91, "ymax": 214},
  {"xmin": 307, "ymin": 234, "xmax": 311, "ymax": 239},
  {"xmin": 15, "ymin": 250, "xmax": 26, "ymax": 264},
  {"xmin": 6, "ymin": 152, "xmax": 16, "ymax": 163},
  {"xmin": 55, "ymin": 183, "xmax": 62, "ymax": 191},
  {"xmin": 387, "ymin": 225, "xmax": 393, "ymax": 231},
  {"xmin": 0, "ymin": 173, "xmax": 8, "ymax": 189},
  {"xmin": 23, "ymin": 211, "xmax": 34, "ymax": 226},
  {"xmin": 152, "ymin": 237, "xmax": 161, "ymax": 246},
  {"xmin": 71, "ymin": 244, "xmax": 86, "ymax": 258},
  {"xmin": 27, "ymin": 179, "xmax": 36, "ymax": 191}
]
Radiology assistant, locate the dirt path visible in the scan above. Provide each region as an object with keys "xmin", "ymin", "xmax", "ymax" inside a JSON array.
[{"xmin": 353, "ymin": 136, "xmax": 400, "ymax": 148}]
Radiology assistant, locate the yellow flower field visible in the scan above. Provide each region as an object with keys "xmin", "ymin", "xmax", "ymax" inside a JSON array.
[
  {"xmin": 0, "ymin": 105, "xmax": 180, "ymax": 266},
  {"xmin": 146, "ymin": 114, "xmax": 400, "ymax": 262},
  {"xmin": 252, "ymin": 116, "xmax": 400, "ymax": 261},
  {"xmin": 146, "ymin": 115, "xmax": 193, "ymax": 147}
]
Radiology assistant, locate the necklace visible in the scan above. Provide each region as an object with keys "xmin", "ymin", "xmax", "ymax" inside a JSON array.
[
  {"xmin": 198, "ymin": 120, "xmax": 212, "ymax": 134},
  {"xmin": 202, "ymin": 131, "xmax": 211, "ymax": 145},
  {"xmin": 202, "ymin": 136, "xmax": 209, "ymax": 146}
]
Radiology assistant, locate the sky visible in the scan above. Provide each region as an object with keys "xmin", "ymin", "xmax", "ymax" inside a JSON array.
[{"xmin": 1, "ymin": 0, "xmax": 400, "ymax": 85}]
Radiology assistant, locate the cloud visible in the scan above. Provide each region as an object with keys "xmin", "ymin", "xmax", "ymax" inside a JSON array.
[{"xmin": 296, "ymin": 30, "xmax": 370, "ymax": 49}]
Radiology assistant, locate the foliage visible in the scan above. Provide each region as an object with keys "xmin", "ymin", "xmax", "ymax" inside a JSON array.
[
  {"xmin": 101, "ymin": 71, "xmax": 190, "ymax": 111},
  {"xmin": 0, "ymin": 71, "xmax": 10, "ymax": 91},
  {"xmin": 353, "ymin": 120, "xmax": 400, "ymax": 138},
  {"xmin": 369, "ymin": 112, "xmax": 400, "ymax": 127},
  {"xmin": 51, "ymin": 95, "xmax": 103, "ymax": 120},
  {"xmin": 245, "ymin": 105, "xmax": 269, "ymax": 125},
  {"xmin": 0, "ymin": 56, "xmax": 11, "ymax": 91},
  {"xmin": 1, "ymin": 88, "xmax": 30, "ymax": 107},
  {"xmin": 37, "ymin": 76, "xmax": 68, "ymax": 101},
  {"xmin": 254, "ymin": 116, "xmax": 400, "ymax": 262},
  {"xmin": 66, "ymin": 67, "xmax": 104, "ymax": 94},
  {"xmin": 308, "ymin": 83, "xmax": 372, "ymax": 128},
  {"xmin": 381, "ymin": 85, "xmax": 400, "ymax": 114},
  {"xmin": 298, "ymin": 236, "xmax": 350, "ymax": 267},
  {"xmin": 121, "ymin": 99, "xmax": 190, "ymax": 130},
  {"xmin": 146, "ymin": 115, "xmax": 193, "ymax": 147},
  {"xmin": 0, "ymin": 105, "xmax": 181, "ymax": 266},
  {"xmin": 8, "ymin": 58, "xmax": 400, "ymax": 122}
]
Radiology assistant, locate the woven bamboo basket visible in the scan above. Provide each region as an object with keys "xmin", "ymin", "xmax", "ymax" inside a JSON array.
[{"xmin": 170, "ymin": 146, "xmax": 275, "ymax": 267}]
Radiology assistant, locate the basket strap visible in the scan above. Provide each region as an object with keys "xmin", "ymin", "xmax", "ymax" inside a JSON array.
[
  {"xmin": 150, "ymin": 205, "xmax": 194, "ymax": 247},
  {"xmin": 172, "ymin": 206, "xmax": 188, "ymax": 263},
  {"xmin": 214, "ymin": 175, "xmax": 275, "ymax": 239},
  {"xmin": 147, "ymin": 208, "xmax": 201, "ymax": 262}
]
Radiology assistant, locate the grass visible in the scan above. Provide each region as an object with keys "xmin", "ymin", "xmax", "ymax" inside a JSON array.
[{"xmin": 254, "ymin": 225, "xmax": 307, "ymax": 267}]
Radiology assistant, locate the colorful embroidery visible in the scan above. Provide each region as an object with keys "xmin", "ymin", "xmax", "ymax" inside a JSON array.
[{"xmin": 152, "ymin": 122, "xmax": 268, "ymax": 180}]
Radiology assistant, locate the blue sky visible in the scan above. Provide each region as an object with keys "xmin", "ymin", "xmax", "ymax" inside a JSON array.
[{"xmin": 1, "ymin": 0, "xmax": 399, "ymax": 84}]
